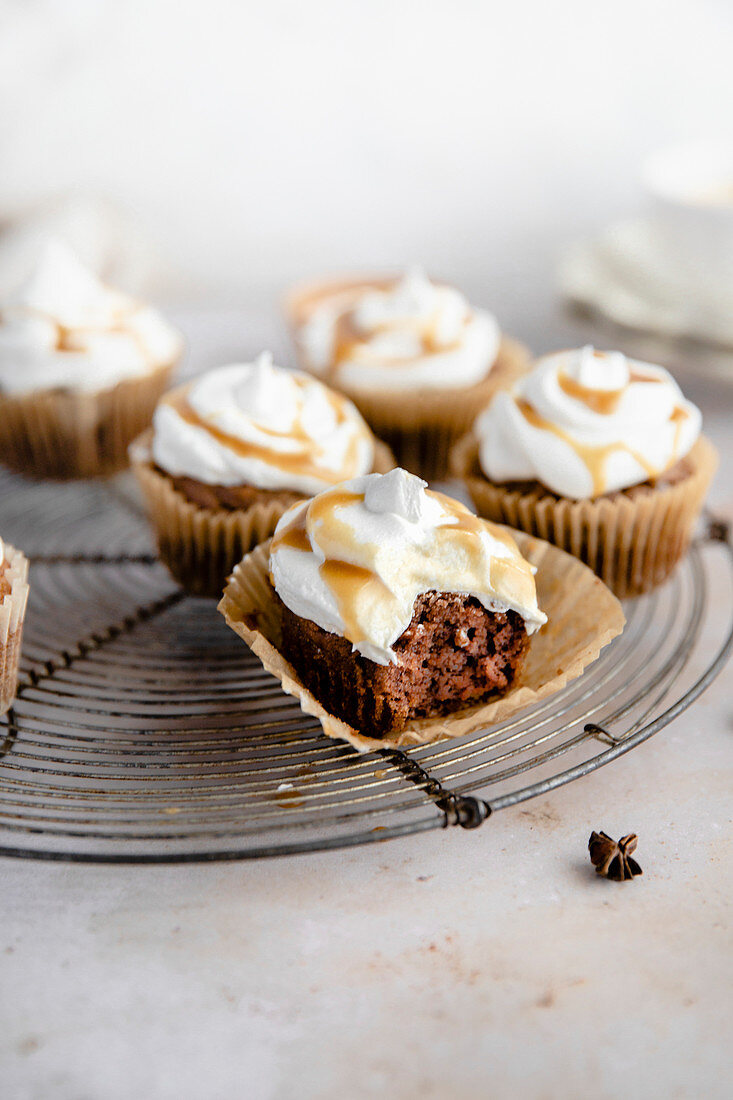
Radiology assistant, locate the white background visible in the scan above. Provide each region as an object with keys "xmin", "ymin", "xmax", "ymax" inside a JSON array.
[{"xmin": 1, "ymin": 0, "xmax": 732, "ymax": 329}]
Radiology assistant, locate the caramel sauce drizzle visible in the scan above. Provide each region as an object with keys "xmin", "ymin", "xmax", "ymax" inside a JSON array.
[
  {"xmin": 270, "ymin": 521, "xmax": 311, "ymax": 554},
  {"xmin": 318, "ymin": 560, "xmax": 389, "ymax": 644},
  {"xmin": 54, "ymin": 320, "xmax": 151, "ymax": 364},
  {"xmin": 557, "ymin": 368, "xmax": 661, "ymax": 416},
  {"xmin": 331, "ymin": 313, "xmax": 363, "ymax": 371},
  {"xmin": 670, "ymin": 405, "xmax": 689, "ymax": 460},
  {"xmin": 271, "ymin": 486, "xmax": 538, "ymax": 649},
  {"xmin": 516, "ymin": 397, "xmax": 689, "ymax": 496},
  {"xmin": 163, "ymin": 384, "xmax": 370, "ymax": 486},
  {"xmin": 4, "ymin": 304, "xmax": 154, "ymax": 365},
  {"xmin": 323, "ymin": 279, "xmax": 469, "ymax": 374},
  {"xmin": 430, "ymin": 492, "xmax": 537, "ymax": 613}
]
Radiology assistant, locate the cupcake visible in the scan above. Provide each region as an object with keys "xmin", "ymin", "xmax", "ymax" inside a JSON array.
[
  {"xmin": 0, "ymin": 241, "xmax": 182, "ymax": 478},
  {"xmin": 0, "ymin": 539, "xmax": 29, "ymax": 715},
  {"xmin": 221, "ymin": 467, "xmax": 626, "ymax": 751},
  {"xmin": 131, "ymin": 352, "xmax": 395, "ymax": 596},
  {"xmin": 286, "ymin": 268, "xmax": 529, "ymax": 479},
  {"xmin": 452, "ymin": 345, "xmax": 718, "ymax": 598}
]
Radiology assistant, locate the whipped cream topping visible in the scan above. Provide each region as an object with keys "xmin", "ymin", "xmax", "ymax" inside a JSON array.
[
  {"xmin": 475, "ymin": 346, "xmax": 702, "ymax": 499},
  {"xmin": 0, "ymin": 241, "xmax": 182, "ymax": 395},
  {"xmin": 152, "ymin": 353, "xmax": 376, "ymax": 494},
  {"xmin": 270, "ymin": 468, "xmax": 546, "ymax": 666},
  {"xmin": 296, "ymin": 268, "xmax": 501, "ymax": 393}
]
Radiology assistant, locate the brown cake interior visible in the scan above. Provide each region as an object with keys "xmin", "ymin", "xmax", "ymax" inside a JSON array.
[
  {"xmin": 279, "ymin": 590, "xmax": 529, "ymax": 738},
  {"xmin": 163, "ymin": 471, "xmax": 302, "ymax": 512}
]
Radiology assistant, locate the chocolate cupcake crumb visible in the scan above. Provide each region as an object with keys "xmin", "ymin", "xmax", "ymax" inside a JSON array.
[{"xmin": 279, "ymin": 590, "xmax": 529, "ymax": 737}]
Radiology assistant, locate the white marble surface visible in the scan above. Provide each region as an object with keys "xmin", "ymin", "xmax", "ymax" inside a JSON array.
[{"xmin": 1, "ymin": 311, "xmax": 732, "ymax": 1100}]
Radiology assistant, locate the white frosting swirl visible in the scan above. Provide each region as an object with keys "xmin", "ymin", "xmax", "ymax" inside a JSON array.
[
  {"xmin": 296, "ymin": 268, "xmax": 501, "ymax": 392},
  {"xmin": 0, "ymin": 241, "xmax": 182, "ymax": 395},
  {"xmin": 475, "ymin": 346, "xmax": 702, "ymax": 499},
  {"xmin": 151, "ymin": 353, "xmax": 376, "ymax": 494},
  {"xmin": 270, "ymin": 468, "xmax": 546, "ymax": 666}
]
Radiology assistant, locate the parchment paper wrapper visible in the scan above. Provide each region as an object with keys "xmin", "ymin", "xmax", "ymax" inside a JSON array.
[
  {"xmin": 0, "ymin": 360, "xmax": 176, "ymax": 479},
  {"xmin": 451, "ymin": 433, "xmax": 718, "ymax": 599},
  {"xmin": 0, "ymin": 544, "xmax": 29, "ymax": 715},
  {"xmin": 218, "ymin": 532, "xmax": 625, "ymax": 753},
  {"xmin": 131, "ymin": 432, "xmax": 396, "ymax": 598},
  {"xmin": 285, "ymin": 277, "xmax": 530, "ymax": 480}
]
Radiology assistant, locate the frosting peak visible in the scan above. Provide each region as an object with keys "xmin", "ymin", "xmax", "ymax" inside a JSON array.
[
  {"xmin": 363, "ymin": 467, "xmax": 434, "ymax": 524},
  {"xmin": 270, "ymin": 469, "xmax": 546, "ymax": 666},
  {"xmin": 351, "ymin": 268, "xmax": 466, "ymax": 348},
  {"xmin": 295, "ymin": 271, "xmax": 501, "ymax": 393},
  {"xmin": 474, "ymin": 347, "xmax": 702, "ymax": 499},
  {"xmin": 17, "ymin": 241, "xmax": 122, "ymax": 329},
  {"xmin": 0, "ymin": 240, "xmax": 181, "ymax": 395},
  {"xmin": 570, "ymin": 345, "xmax": 629, "ymax": 390},
  {"xmin": 224, "ymin": 350, "xmax": 300, "ymax": 428},
  {"xmin": 151, "ymin": 357, "xmax": 376, "ymax": 495}
]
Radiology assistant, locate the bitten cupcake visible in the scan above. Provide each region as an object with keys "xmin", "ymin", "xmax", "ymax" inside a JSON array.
[
  {"xmin": 131, "ymin": 352, "xmax": 395, "ymax": 596},
  {"xmin": 0, "ymin": 538, "xmax": 29, "ymax": 715},
  {"xmin": 0, "ymin": 241, "xmax": 182, "ymax": 478},
  {"xmin": 254, "ymin": 468, "xmax": 547, "ymax": 738},
  {"xmin": 452, "ymin": 345, "xmax": 718, "ymax": 597},
  {"xmin": 286, "ymin": 268, "xmax": 529, "ymax": 479},
  {"xmin": 221, "ymin": 469, "xmax": 625, "ymax": 750}
]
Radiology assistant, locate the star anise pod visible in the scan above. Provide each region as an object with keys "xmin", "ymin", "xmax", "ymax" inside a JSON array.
[{"xmin": 588, "ymin": 831, "xmax": 642, "ymax": 881}]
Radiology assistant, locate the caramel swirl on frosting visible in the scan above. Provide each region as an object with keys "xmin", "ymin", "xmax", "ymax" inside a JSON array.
[
  {"xmin": 295, "ymin": 268, "xmax": 501, "ymax": 393},
  {"xmin": 270, "ymin": 468, "xmax": 546, "ymax": 666},
  {"xmin": 475, "ymin": 346, "xmax": 701, "ymax": 499},
  {"xmin": 151, "ymin": 353, "xmax": 375, "ymax": 495}
]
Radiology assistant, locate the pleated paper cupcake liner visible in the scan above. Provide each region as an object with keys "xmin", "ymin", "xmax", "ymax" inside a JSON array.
[
  {"xmin": 131, "ymin": 433, "xmax": 396, "ymax": 598},
  {"xmin": 0, "ymin": 361, "xmax": 176, "ymax": 479},
  {"xmin": 219, "ymin": 533, "xmax": 625, "ymax": 752},
  {"xmin": 451, "ymin": 433, "xmax": 718, "ymax": 599},
  {"xmin": 335, "ymin": 338, "xmax": 529, "ymax": 481},
  {"xmin": 0, "ymin": 544, "xmax": 30, "ymax": 715}
]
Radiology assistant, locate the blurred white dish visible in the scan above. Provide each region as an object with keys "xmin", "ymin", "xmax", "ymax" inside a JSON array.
[
  {"xmin": 0, "ymin": 193, "xmax": 173, "ymax": 300},
  {"xmin": 643, "ymin": 141, "xmax": 733, "ymax": 291},
  {"xmin": 559, "ymin": 217, "xmax": 733, "ymax": 347}
]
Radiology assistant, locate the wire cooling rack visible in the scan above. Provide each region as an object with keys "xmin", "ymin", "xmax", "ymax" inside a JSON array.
[{"xmin": 0, "ymin": 468, "xmax": 731, "ymax": 863}]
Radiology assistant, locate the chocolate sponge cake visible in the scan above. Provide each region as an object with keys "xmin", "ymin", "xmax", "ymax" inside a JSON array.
[{"xmin": 279, "ymin": 590, "xmax": 528, "ymax": 737}]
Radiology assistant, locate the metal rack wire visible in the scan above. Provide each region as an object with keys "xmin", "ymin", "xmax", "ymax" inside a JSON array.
[{"xmin": 0, "ymin": 468, "xmax": 731, "ymax": 862}]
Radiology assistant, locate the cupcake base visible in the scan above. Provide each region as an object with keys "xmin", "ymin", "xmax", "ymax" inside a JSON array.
[
  {"xmin": 0, "ymin": 362, "xmax": 176, "ymax": 480},
  {"xmin": 219, "ymin": 533, "xmax": 625, "ymax": 752},
  {"xmin": 131, "ymin": 433, "xmax": 396, "ymax": 598},
  {"xmin": 336, "ymin": 337, "xmax": 530, "ymax": 481},
  {"xmin": 0, "ymin": 545, "xmax": 30, "ymax": 716},
  {"xmin": 452, "ymin": 433, "xmax": 718, "ymax": 599}
]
